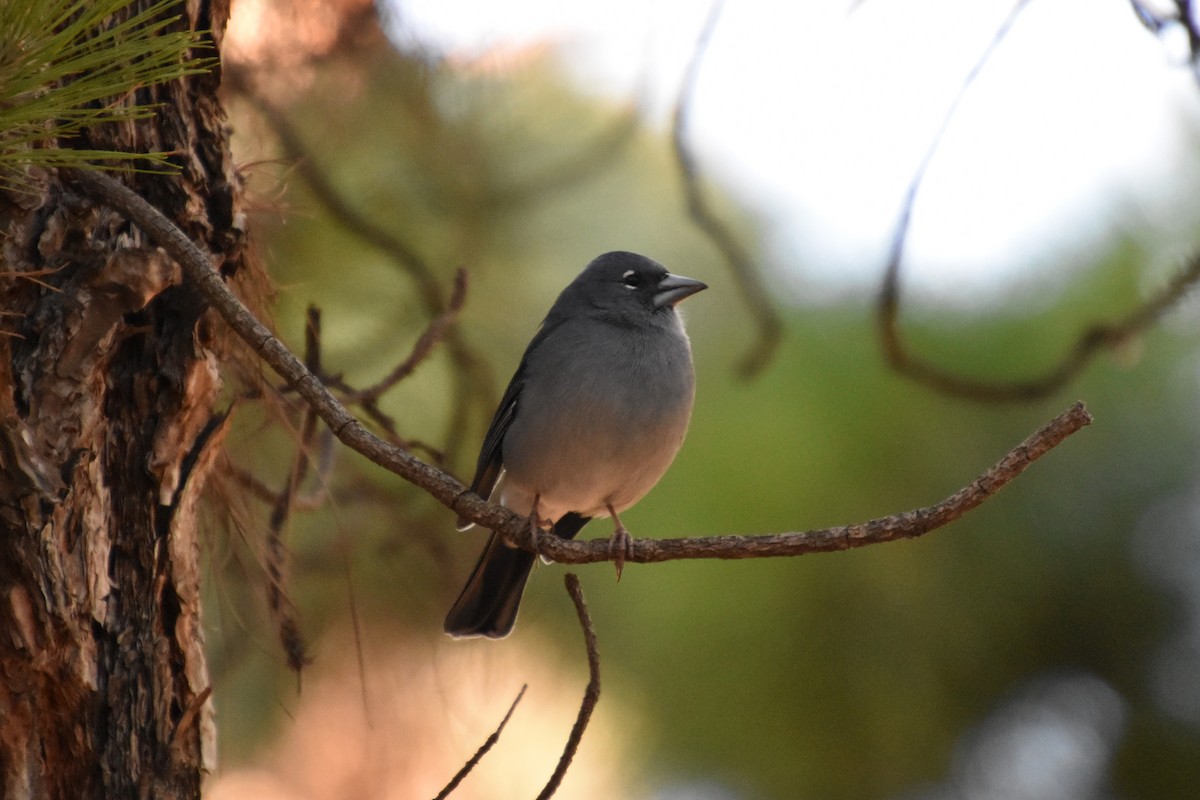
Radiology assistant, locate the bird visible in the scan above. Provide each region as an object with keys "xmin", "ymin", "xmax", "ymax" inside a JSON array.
[{"xmin": 444, "ymin": 251, "xmax": 707, "ymax": 638}]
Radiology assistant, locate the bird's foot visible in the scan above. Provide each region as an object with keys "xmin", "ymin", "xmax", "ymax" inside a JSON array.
[{"xmin": 606, "ymin": 503, "xmax": 632, "ymax": 581}]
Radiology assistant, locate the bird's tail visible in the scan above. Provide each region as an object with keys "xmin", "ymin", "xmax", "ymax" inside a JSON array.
[
  {"xmin": 444, "ymin": 513, "xmax": 590, "ymax": 638},
  {"xmin": 443, "ymin": 533, "xmax": 533, "ymax": 639}
]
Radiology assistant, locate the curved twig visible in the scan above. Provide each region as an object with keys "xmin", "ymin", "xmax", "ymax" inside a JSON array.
[
  {"xmin": 879, "ymin": 0, "xmax": 1200, "ymax": 402},
  {"xmin": 883, "ymin": 251, "xmax": 1200, "ymax": 402},
  {"xmin": 71, "ymin": 169, "xmax": 1093, "ymax": 572},
  {"xmin": 536, "ymin": 575, "xmax": 601, "ymax": 800},
  {"xmin": 879, "ymin": 0, "xmax": 1033, "ymax": 400},
  {"xmin": 671, "ymin": 0, "xmax": 783, "ymax": 379}
]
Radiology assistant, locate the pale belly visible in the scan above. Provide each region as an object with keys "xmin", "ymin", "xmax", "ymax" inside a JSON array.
[
  {"xmin": 498, "ymin": 413, "xmax": 689, "ymax": 521},
  {"xmin": 495, "ymin": 319, "xmax": 695, "ymax": 523}
]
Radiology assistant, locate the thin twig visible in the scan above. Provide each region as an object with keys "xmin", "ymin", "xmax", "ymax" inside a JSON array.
[
  {"xmin": 69, "ymin": 169, "xmax": 1094, "ymax": 571},
  {"xmin": 224, "ymin": 459, "xmax": 280, "ymax": 504},
  {"xmin": 891, "ymin": 253, "xmax": 1200, "ymax": 402},
  {"xmin": 225, "ymin": 458, "xmax": 331, "ymax": 510},
  {"xmin": 536, "ymin": 575, "xmax": 601, "ymax": 800},
  {"xmin": 168, "ymin": 685, "xmax": 213, "ymax": 749},
  {"xmin": 264, "ymin": 307, "xmax": 329, "ymax": 674},
  {"xmin": 879, "ymin": 0, "xmax": 1030, "ymax": 397},
  {"xmin": 433, "ymin": 684, "xmax": 528, "ymax": 800},
  {"xmin": 671, "ymin": 0, "xmax": 782, "ymax": 379}
]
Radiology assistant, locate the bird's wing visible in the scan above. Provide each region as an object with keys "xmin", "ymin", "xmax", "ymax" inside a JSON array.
[{"xmin": 456, "ymin": 317, "xmax": 562, "ymax": 530}]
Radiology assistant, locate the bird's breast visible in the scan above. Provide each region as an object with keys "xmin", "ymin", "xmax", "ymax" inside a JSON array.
[{"xmin": 499, "ymin": 318, "xmax": 695, "ymax": 520}]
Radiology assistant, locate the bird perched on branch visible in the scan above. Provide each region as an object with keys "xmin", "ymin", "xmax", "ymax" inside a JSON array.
[{"xmin": 445, "ymin": 251, "xmax": 707, "ymax": 638}]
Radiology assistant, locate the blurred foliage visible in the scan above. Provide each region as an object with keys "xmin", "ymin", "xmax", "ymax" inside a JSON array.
[{"xmin": 208, "ymin": 12, "xmax": 1200, "ymax": 800}]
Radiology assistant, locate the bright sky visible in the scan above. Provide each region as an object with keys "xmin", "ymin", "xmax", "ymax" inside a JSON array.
[{"xmin": 389, "ymin": 0, "xmax": 1200, "ymax": 299}]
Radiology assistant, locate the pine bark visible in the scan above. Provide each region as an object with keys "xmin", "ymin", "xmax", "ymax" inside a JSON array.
[{"xmin": 0, "ymin": 2, "xmax": 240, "ymax": 797}]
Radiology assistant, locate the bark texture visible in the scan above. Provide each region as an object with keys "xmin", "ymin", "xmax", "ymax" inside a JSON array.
[{"xmin": 0, "ymin": 2, "xmax": 240, "ymax": 797}]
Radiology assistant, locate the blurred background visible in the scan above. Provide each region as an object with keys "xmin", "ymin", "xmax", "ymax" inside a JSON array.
[{"xmin": 203, "ymin": 0, "xmax": 1200, "ymax": 797}]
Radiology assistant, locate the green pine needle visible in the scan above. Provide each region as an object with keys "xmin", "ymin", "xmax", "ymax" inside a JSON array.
[{"xmin": 0, "ymin": 0, "xmax": 215, "ymax": 191}]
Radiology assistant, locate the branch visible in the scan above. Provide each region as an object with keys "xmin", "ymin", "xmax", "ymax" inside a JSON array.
[
  {"xmin": 70, "ymin": 169, "xmax": 1093, "ymax": 571},
  {"xmin": 878, "ymin": 1, "xmax": 1200, "ymax": 402},
  {"xmin": 879, "ymin": 0, "xmax": 1032, "ymax": 401},
  {"xmin": 884, "ymin": 251, "xmax": 1200, "ymax": 402},
  {"xmin": 432, "ymin": 579, "xmax": 600, "ymax": 800},
  {"xmin": 536, "ymin": 575, "xmax": 601, "ymax": 800},
  {"xmin": 532, "ymin": 401, "xmax": 1093, "ymax": 564},
  {"xmin": 307, "ymin": 277, "xmax": 466, "ymax": 463},
  {"xmin": 433, "ymin": 684, "xmax": 528, "ymax": 800},
  {"xmin": 671, "ymin": 0, "xmax": 783, "ymax": 379}
]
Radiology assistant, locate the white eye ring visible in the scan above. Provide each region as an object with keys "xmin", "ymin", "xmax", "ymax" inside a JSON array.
[{"xmin": 621, "ymin": 269, "xmax": 640, "ymax": 289}]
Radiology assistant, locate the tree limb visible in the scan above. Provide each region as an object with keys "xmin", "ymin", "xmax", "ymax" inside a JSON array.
[{"xmin": 69, "ymin": 168, "xmax": 1094, "ymax": 570}]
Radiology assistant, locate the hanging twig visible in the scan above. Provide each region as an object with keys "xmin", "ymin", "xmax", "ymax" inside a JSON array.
[
  {"xmin": 264, "ymin": 306, "xmax": 325, "ymax": 675},
  {"xmin": 878, "ymin": 0, "xmax": 1200, "ymax": 401}
]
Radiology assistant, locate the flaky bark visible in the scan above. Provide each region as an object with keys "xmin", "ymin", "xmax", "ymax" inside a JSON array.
[{"xmin": 0, "ymin": 2, "xmax": 240, "ymax": 797}]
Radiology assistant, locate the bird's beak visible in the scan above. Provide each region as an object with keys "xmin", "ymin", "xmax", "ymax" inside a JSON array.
[{"xmin": 653, "ymin": 273, "xmax": 707, "ymax": 308}]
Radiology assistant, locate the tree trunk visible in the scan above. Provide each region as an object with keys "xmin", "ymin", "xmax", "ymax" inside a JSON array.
[{"xmin": 0, "ymin": 2, "xmax": 240, "ymax": 797}]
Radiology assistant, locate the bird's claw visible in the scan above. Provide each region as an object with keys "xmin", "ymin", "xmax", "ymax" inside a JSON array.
[
  {"xmin": 605, "ymin": 502, "xmax": 633, "ymax": 580},
  {"xmin": 608, "ymin": 524, "xmax": 631, "ymax": 581}
]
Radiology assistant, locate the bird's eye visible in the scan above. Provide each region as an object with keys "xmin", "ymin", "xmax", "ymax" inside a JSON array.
[{"xmin": 621, "ymin": 270, "xmax": 642, "ymax": 289}]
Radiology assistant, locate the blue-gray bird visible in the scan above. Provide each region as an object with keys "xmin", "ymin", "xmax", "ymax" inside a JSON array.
[{"xmin": 445, "ymin": 251, "xmax": 706, "ymax": 638}]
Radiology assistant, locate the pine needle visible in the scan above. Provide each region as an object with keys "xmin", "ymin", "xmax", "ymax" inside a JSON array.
[{"xmin": 0, "ymin": 0, "xmax": 215, "ymax": 191}]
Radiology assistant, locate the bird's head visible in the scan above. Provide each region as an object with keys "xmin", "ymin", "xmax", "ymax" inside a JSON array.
[{"xmin": 562, "ymin": 251, "xmax": 707, "ymax": 324}]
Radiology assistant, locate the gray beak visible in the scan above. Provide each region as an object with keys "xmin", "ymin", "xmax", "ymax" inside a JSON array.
[{"xmin": 653, "ymin": 273, "xmax": 707, "ymax": 308}]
